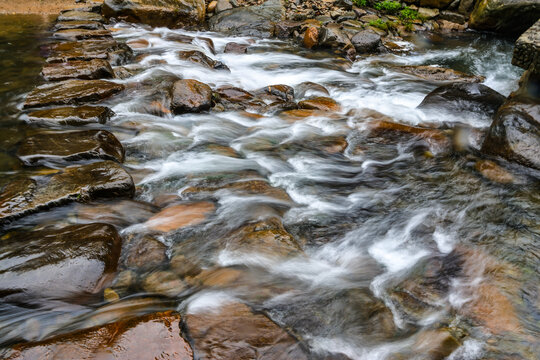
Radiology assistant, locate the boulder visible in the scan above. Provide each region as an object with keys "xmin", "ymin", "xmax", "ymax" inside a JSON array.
[
  {"xmin": 512, "ymin": 19, "xmax": 540, "ymax": 71},
  {"xmin": 171, "ymin": 79, "xmax": 213, "ymax": 114},
  {"xmin": 41, "ymin": 59, "xmax": 114, "ymax": 81},
  {"xmin": 224, "ymin": 42, "xmax": 248, "ymax": 54},
  {"xmin": 469, "ymin": 0, "xmax": 540, "ymax": 35},
  {"xmin": 26, "ymin": 106, "xmax": 114, "ymax": 126},
  {"xmin": 145, "ymin": 202, "xmax": 215, "ymax": 232},
  {"xmin": 5, "ymin": 311, "xmax": 193, "ymax": 360},
  {"xmin": 298, "ymin": 96, "xmax": 341, "ymax": 112},
  {"xmin": 0, "ymin": 161, "xmax": 134, "ymax": 223},
  {"xmin": 177, "ymin": 50, "xmax": 228, "ymax": 70},
  {"xmin": 52, "ymin": 20, "xmax": 105, "ymax": 31},
  {"xmin": 57, "ymin": 10, "xmax": 106, "ymax": 22},
  {"xmin": 417, "ymin": 83, "xmax": 506, "ymax": 117},
  {"xmin": 215, "ymin": 85, "xmax": 265, "ymax": 111},
  {"xmin": 45, "ymin": 40, "xmax": 133, "ymax": 66},
  {"xmin": 0, "ymin": 223, "xmax": 121, "ymax": 302},
  {"xmin": 318, "ymin": 23, "xmax": 356, "ymax": 58},
  {"xmin": 52, "ymin": 29, "xmax": 112, "ymax": 41},
  {"xmin": 209, "ymin": 0, "xmax": 284, "ymax": 37},
  {"xmin": 183, "ymin": 302, "xmax": 308, "ymax": 360},
  {"xmin": 482, "ymin": 100, "xmax": 540, "ymax": 169},
  {"xmin": 24, "ymin": 79, "xmax": 125, "ymax": 109},
  {"xmin": 102, "ymin": 0, "xmax": 206, "ymax": 28},
  {"xmin": 17, "ymin": 130, "xmax": 125, "ymax": 165},
  {"xmin": 393, "ymin": 65, "xmax": 485, "ymax": 83},
  {"xmin": 351, "ymin": 30, "xmax": 381, "ymax": 53}
]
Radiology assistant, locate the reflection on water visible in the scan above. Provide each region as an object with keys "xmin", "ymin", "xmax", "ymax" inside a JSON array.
[{"xmin": 1, "ymin": 15, "xmax": 539, "ymax": 360}]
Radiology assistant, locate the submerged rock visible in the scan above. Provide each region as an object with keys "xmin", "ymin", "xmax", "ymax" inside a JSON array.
[
  {"xmin": 124, "ymin": 234, "xmax": 167, "ymax": 269},
  {"xmin": 177, "ymin": 50, "xmax": 229, "ymax": 70},
  {"xmin": 145, "ymin": 202, "xmax": 215, "ymax": 232},
  {"xmin": 52, "ymin": 20, "xmax": 105, "ymax": 31},
  {"xmin": 41, "ymin": 59, "xmax": 114, "ymax": 81},
  {"xmin": 103, "ymin": 0, "xmax": 205, "ymax": 28},
  {"xmin": 26, "ymin": 106, "xmax": 114, "ymax": 126},
  {"xmin": 298, "ymin": 96, "xmax": 341, "ymax": 112},
  {"xmin": 45, "ymin": 39, "xmax": 133, "ymax": 66},
  {"xmin": 183, "ymin": 302, "xmax": 308, "ymax": 360},
  {"xmin": 142, "ymin": 271, "xmax": 186, "ymax": 297},
  {"xmin": 171, "ymin": 79, "xmax": 213, "ymax": 114},
  {"xmin": 52, "ymin": 29, "xmax": 112, "ymax": 41},
  {"xmin": 469, "ymin": 0, "xmax": 540, "ymax": 36},
  {"xmin": 417, "ymin": 83, "xmax": 506, "ymax": 117},
  {"xmin": 393, "ymin": 65, "xmax": 485, "ymax": 83},
  {"xmin": 24, "ymin": 79, "xmax": 124, "ymax": 109},
  {"xmin": 182, "ymin": 179, "xmax": 292, "ymax": 202},
  {"xmin": 0, "ymin": 161, "xmax": 134, "ymax": 223},
  {"xmin": 57, "ymin": 10, "xmax": 106, "ymax": 23},
  {"xmin": 17, "ymin": 130, "xmax": 125, "ymax": 165},
  {"xmin": 0, "ymin": 223, "xmax": 121, "ymax": 302},
  {"xmin": 5, "ymin": 311, "xmax": 193, "ymax": 359},
  {"xmin": 475, "ymin": 159, "xmax": 516, "ymax": 183}
]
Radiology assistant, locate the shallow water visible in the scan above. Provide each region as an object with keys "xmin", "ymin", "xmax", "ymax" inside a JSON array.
[{"xmin": 1, "ymin": 16, "xmax": 539, "ymax": 360}]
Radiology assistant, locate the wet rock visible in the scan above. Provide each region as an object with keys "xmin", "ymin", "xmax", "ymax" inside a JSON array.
[
  {"xmin": 183, "ymin": 302, "xmax": 308, "ymax": 360},
  {"xmin": 351, "ymin": 30, "xmax": 382, "ymax": 53},
  {"xmin": 275, "ymin": 20, "xmax": 302, "ymax": 39},
  {"xmin": 5, "ymin": 311, "xmax": 193, "ymax": 359},
  {"xmin": 26, "ymin": 105, "xmax": 114, "ymax": 126},
  {"xmin": 215, "ymin": 85, "xmax": 265, "ymax": 111},
  {"xmin": 53, "ymin": 28, "xmax": 112, "ymax": 41},
  {"xmin": 303, "ymin": 26, "xmax": 319, "ymax": 49},
  {"xmin": 41, "ymin": 59, "xmax": 114, "ymax": 81},
  {"xmin": 318, "ymin": 23, "xmax": 356, "ymax": 58},
  {"xmin": 393, "ymin": 65, "xmax": 485, "ymax": 83},
  {"xmin": 45, "ymin": 39, "xmax": 133, "ymax": 66},
  {"xmin": 24, "ymin": 79, "xmax": 124, "ymax": 109},
  {"xmin": 254, "ymin": 84, "xmax": 295, "ymax": 102},
  {"xmin": 295, "ymin": 81, "xmax": 330, "ymax": 98},
  {"xmin": 475, "ymin": 160, "xmax": 516, "ymax": 183},
  {"xmin": 438, "ymin": 10, "xmax": 467, "ymax": 24},
  {"xmin": 142, "ymin": 271, "xmax": 186, "ymax": 297},
  {"xmin": 182, "ymin": 179, "xmax": 291, "ymax": 202},
  {"xmin": 224, "ymin": 42, "xmax": 248, "ymax": 54},
  {"xmin": 417, "ymin": 83, "xmax": 506, "ymax": 117},
  {"xmin": 53, "ymin": 20, "xmax": 105, "ymax": 31},
  {"xmin": 279, "ymin": 108, "xmax": 332, "ymax": 121},
  {"xmin": 145, "ymin": 202, "xmax": 215, "ymax": 232},
  {"xmin": 298, "ymin": 96, "xmax": 341, "ymax": 112},
  {"xmin": 17, "ymin": 130, "xmax": 125, "ymax": 166},
  {"xmin": 0, "ymin": 161, "xmax": 134, "ymax": 223},
  {"xmin": 512, "ymin": 20, "xmax": 540, "ymax": 71},
  {"xmin": 103, "ymin": 0, "xmax": 206, "ymax": 28},
  {"xmin": 190, "ymin": 266, "xmax": 246, "ymax": 287},
  {"xmin": 481, "ymin": 100, "xmax": 540, "ymax": 169},
  {"xmin": 412, "ymin": 329, "xmax": 461, "ymax": 359},
  {"xmin": 170, "ymin": 253, "xmax": 202, "ymax": 278},
  {"xmin": 57, "ymin": 10, "xmax": 105, "ymax": 23},
  {"xmin": 124, "ymin": 234, "xmax": 167, "ymax": 269},
  {"xmin": 0, "ymin": 223, "xmax": 121, "ymax": 302},
  {"xmin": 73, "ymin": 199, "xmax": 157, "ymax": 227},
  {"xmin": 171, "ymin": 79, "xmax": 213, "ymax": 114},
  {"xmin": 126, "ymin": 38, "xmax": 150, "ymax": 49},
  {"xmin": 469, "ymin": 0, "xmax": 540, "ymax": 35},
  {"xmin": 208, "ymin": 0, "xmax": 284, "ymax": 37},
  {"xmin": 177, "ymin": 50, "xmax": 229, "ymax": 70}
]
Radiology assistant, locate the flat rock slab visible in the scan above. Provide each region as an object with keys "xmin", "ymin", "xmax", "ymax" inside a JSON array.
[
  {"xmin": 57, "ymin": 10, "xmax": 106, "ymax": 23},
  {"xmin": 0, "ymin": 223, "xmax": 121, "ymax": 302},
  {"xmin": 17, "ymin": 130, "xmax": 125, "ymax": 165},
  {"xmin": 183, "ymin": 302, "xmax": 307, "ymax": 360},
  {"xmin": 0, "ymin": 161, "xmax": 134, "ymax": 223},
  {"xmin": 52, "ymin": 21, "xmax": 105, "ymax": 31},
  {"xmin": 45, "ymin": 40, "xmax": 133, "ymax": 66},
  {"xmin": 27, "ymin": 106, "xmax": 114, "ymax": 125},
  {"xmin": 41, "ymin": 59, "xmax": 114, "ymax": 81},
  {"xmin": 53, "ymin": 29, "xmax": 112, "ymax": 41},
  {"xmin": 5, "ymin": 311, "xmax": 193, "ymax": 359},
  {"xmin": 24, "ymin": 79, "xmax": 124, "ymax": 109}
]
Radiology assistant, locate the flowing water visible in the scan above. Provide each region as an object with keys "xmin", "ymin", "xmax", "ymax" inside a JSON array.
[{"xmin": 0, "ymin": 15, "xmax": 539, "ymax": 360}]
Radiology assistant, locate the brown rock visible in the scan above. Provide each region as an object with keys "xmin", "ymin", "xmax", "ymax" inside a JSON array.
[
  {"xmin": 279, "ymin": 109, "xmax": 330, "ymax": 121},
  {"xmin": 224, "ymin": 42, "xmax": 249, "ymax": 54},
  {"xmin": 124, "ymin": 235, "xmax": 167, "ymax": 268},
  {"xmin": 24, "ymin": 79, "xmax": 124, "ymax": 109},
  {"xmin": 208, "ymin": 0, "xmax": 218, "ymax": 12},
  {"xmin": 45, "ymin": 39, "xmax": 133, "ymax": 66},
  {"xmin": 127, "ymin": 38, "xmax": 150, "ymax": 49},
  {"xmin": 26, "ymin": 106, "xmax": 114, "ymax": 126},
  {"xmin": 254, "ymin": 84, "xmax": 295, "ymax": 102},
  {"xmin": 145, "ymin": 202, "xmax": 215, "ymax": 232},
  {"xmin": 74, "ymin": 200, "xmax": 157, "ymax": 227},
  {"xmin": 394, "ymin": 65, "xmax": 485, "ymax": 83},
  {"xmin": 475, "ymin": 160, "xmax": 515, "ymax": 184},
  {"xmin": 53, "ymin": 20, "xmax": 105, "ymax": 31},
  {"xmin": 53, "ymin": 29, "xmax": 112, "ymax": 41},
  {"xmin": 178, "ymin": 50, "xmax": 228, "ymax": 70},
  {"xmin": 303, "ymin": 26, "xmax": 319, "ymax": 49},
  {"xmin": 142, "ymin": 271, "xmax": 186, "ymax": 297},
  {"xmin": 182, "ymin": 179, "xmax": 291, "ymax": 202},
  {"xmin": 298, "ymin": 96, "xmax": 341, "ymax": 112},
  {"xmin": 41, "ymin": 59, "xmax": 114, "ymax": 81},
  {"xmin": 57, "ymin": 10, "xmax": 105, "ymax": 23},
  {"xmin": 183, "ymin": 302, "xmax": 308, "ymax": 360},
  {"xmin": 5, "ymin": 311, "xmax": 194, "ymax": 360},
  {"xmin": 295, "ymin": 81, "xmax": 329, "ymax": 98},
  {"xmin": 171, "ymin": 79, "xmax": 213, "ymax": 114},
  {"xmin": 413, "ymin": 329, "xmax": 460, "ymax": 359}
]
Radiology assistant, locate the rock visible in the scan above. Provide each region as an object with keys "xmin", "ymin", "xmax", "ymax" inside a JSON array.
[
  {"xmin": 0, "ymin": 223, "xmax": 121, "ymax": 302},
  {"xmin": 438, "ymin": 10, "xmax": 467, "ymax": 24},
  {"xmin": 24, "ymin": 79, "xmax": 124, "ymax": 109},
  {"xmin": 412, "ymin": 329, "xmax": 461, "ymax": 359},
  {"xmin": 298, "ymin": 96, "xmax": 341, "ymax": 112},
  {"xmin": 45, "ymin": 39, "xmax": 133, "ymax": 66},
  {"xmin": 224, "ymin": 42, "xmax": 248, "ymax": 53},
  {"xmin": 124, "ymin": 234, "xmax": 167, "ymax": 269},
  {"xmin": 196, "ymin": 36, "xmax": 216, "ymax": 54},
  {"xmin": 469, "ymin": 0, "xmax": 540, "ymax": 35},
  {"xmin": 208, "ymin": 0, "xmax": 218, "ymax": 12},
  {"xmin": 171, "ymin": 79, "xmax": 213, "ymax": 114},
  {"xmin": 419, "ymin": 0, "xmax": 453, "ymax": 8},
  {"xmin": 53, "ymin": 20, "xmax": 105, "ymax": 31},
  {"xmin": 73, "ymin": 199, "xmax": 157, "ymax": 227},
  {"xmin": 191, "ymin": 267, "xmax": 246, "ymax": 287},
  {"xmin": 170, "ymin": 254, "xmax": 202, "ymax": 278},
  {"xmin": 208, "ymin": 0, "xmax": 284, "ymax": 37},
  {"xmin": 359, "ymin": 14, "xmax": 379, "ymax": 23},
  {"xmin": 418, "ymin": 7, "xmax": 440, "ymax": 18},
  {"xmin": 475, "ymin": 160, "xmax": 516, "ymax": 183},
  {"xmin": 393, "ymin": 65, "xmax": 485, "ymax": 83},
  {"xmin": 127, "ymin": 38, "xmax": 150, "ymax": 49},
  {"xmin": 41, "ymin": 59, "xmax": 114, "ymax": 81},
  {"xmin": 482, "ymin": 100, "xmax": 540, "ymax": 169},
  {"xmin": 145, "ymin": 202, "xmax": 215, "ymax": 232},
  {"xmin": 177, "ymin": 50, "xmax": 228, "ymax": 70},
  {"xmin": 437, "ymin": 19, "xmax": 467, "ymax": 31},
  {"xmin": 351, "ymin": 30, "xmax": 382, "ymax": 53},
  {"xmin": 417, "ymin": 83, "xmax": 506, "ymax": 117},
  {"xmin": 279, "ymin": 109, "xmax": 331, "ymax": 121},
  {"xmin": 303, "ymin": 26, "xmax": 319, "ymax": 49},
  {"xmin": 512, "ymin": 19, "xmax": 540, "ymax": 71},
  {"xmin": 0, "ymin": 161, "xmax": 135, "ymax": 223},
  {"xmin": 275, "ymin": 20, "xmax": 302, "ymax": 39},
  {"xmin": 53, "ymin": 29, "xmax": 112, "ymax": 41},
  {"xmin": 142, "ymin": 271, "xmax": 186, "ymax": 297},
  {"xmin": 57, "ymin": 10, "xmax": 105, "ymax": 22},
  {"xmin": 295, "ymin": 81, "xmax": 330, "ymax": 98},
  {"xmin": 26, "ymin": 106, "xmax": 114, "ymax": 125},
  {"xmin": 216, "ymin": 0, "xmax": 232, "ymax": 13},
  {"xmin": 17, "ymin": 130, "xmax": 125, "ymax": 166},
  {"xmin": 182, "ymin": 179, "xmax": 291, "ymax": 202},
  {"xmin": 215, "ymin": 85, "xmax": 265, "ymax": 111},
  {"xmin": 5, "ymin": 311, "xmax": 193, "ymax": 359},
  {"xmin": 183, "ymin": 302, "xmax": 308, "ymax": 360},
  {"xmin": 318, "ymin": 23, "xmax": 356, "ymax": 58},
  {"xmin": 254, "ymin": 84, "xmax": 295, "ymax": 102},
  {"xmin": 103, "ymin": 0, "xmax": 205, "ymax": 28}
]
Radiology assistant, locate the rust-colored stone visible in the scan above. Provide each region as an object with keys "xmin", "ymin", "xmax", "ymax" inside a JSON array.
[
  {"xmin": 303, "ymin": 26, "xmax": 319, "ymax": 49},
  {"xmin": 145, "ymin": 202, "xmax": 215, "ymax": 232},
  {"xmin": 298, "ymin": 96, "xmax": 341, "ymax": 112}
]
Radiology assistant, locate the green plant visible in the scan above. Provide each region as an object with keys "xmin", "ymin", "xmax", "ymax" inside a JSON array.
[
  {"xmin": 374, "ymin": 0, "xmax": 402, "ymax": 14},
  {"xmin": 353, "ymin": 0, "xmax": 367, "ymax": 7},
  {"xmin": 399, "ymin": 7, "xmax": 419, "ymax": 22},
  {"xmin": 368, "ymin": 18, "xmax": 389, "ymax": 31}
]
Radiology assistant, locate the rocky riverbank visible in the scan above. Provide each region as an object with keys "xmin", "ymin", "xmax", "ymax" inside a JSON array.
[{"xmin": 0, "ymin": 0, "xmax": 538, "ymax": 359}]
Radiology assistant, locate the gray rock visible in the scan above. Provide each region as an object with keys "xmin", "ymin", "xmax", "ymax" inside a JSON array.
[
  {"xmin": 351, "ymin": 30, "xmax": 381, "ymax": 53},
  {"xmin": 469, "ymin": 0, "xmax": 540, "ymax": 35}
]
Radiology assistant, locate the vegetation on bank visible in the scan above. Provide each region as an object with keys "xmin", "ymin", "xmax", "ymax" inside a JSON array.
[{"xmin": 353, "ymin": 0, "xmax": 424, "ymax": 31}]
